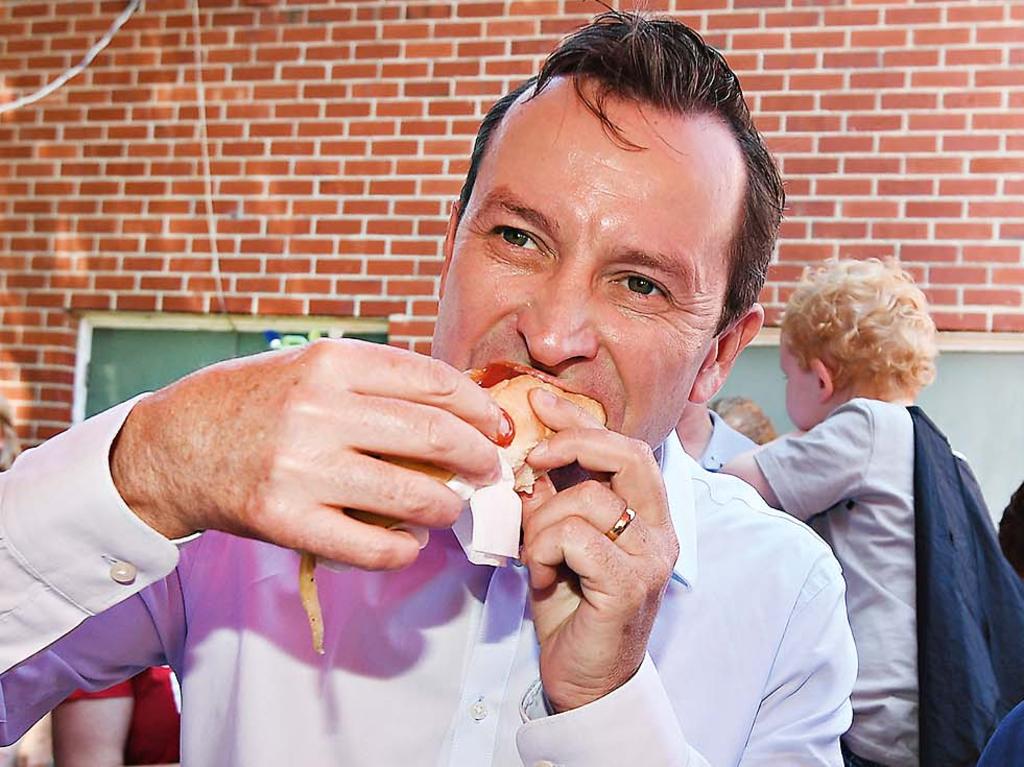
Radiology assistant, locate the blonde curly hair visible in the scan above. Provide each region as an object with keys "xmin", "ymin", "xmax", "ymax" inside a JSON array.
[{"xmin": 781, "ymin": 258, "xmax": 937, "ymax": 401}]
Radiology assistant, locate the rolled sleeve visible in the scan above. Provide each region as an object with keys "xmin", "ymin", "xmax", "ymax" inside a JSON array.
[
  {"xmin": 516, "ymin": 655, "xmax": 708, "ymax": 767},
  {"xmin": 0, "ymin": 397, "xmax": 179, "ymax": 673}
]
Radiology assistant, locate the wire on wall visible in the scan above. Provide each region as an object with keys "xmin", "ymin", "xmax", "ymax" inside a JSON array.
[
  {"xmin": 190, "ymin": 0, "xmax": 236, "ymax": 325},
  {"xmin": 0, "ymin": 0, "xmax": 143, "ymax": 115}
]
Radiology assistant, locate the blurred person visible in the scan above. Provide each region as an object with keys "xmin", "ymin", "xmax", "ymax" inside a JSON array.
[
  {"xmin": 976, "ymin": 698, "xmax": 1024, "ymax": 767},
  {"xmin": 998, "ymin": 479, "xmax": 1024, "ymax": 579},
  {"xmin": 0, "ymin": 716, "xmax": 51, "ymax": 767},
  {"xmin": 724, "ymin": 258, "xmax": 1024, "ymax": 766},
  {"xmin": 709, "ymin": 395, "xmax": 777, "ymax": 445},
  {"xmin": 674, "ymin": 402, "xmax": 754, "ymax": 471},
  {"xmin": 0, "ymin": 395, "xmax": 21, "ymax": 471},
  {"xmin": 52, "ymin": 667, "xmax": 180, "ymax": 767},
  {"xmin": 0, "ymin": 397, "xmax": 46, "ymax": 767},
  {"xmin": 0, "ymin": 13, "xmax": 858, "ymax": 766}
]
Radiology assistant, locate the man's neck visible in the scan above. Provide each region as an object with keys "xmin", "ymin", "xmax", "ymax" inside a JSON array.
[{"xmin": 675, "ymin": 405, "xmax": 714, "ymax": 462}]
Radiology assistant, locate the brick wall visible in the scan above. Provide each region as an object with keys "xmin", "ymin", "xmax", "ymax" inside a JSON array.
[{"xmin": 1, "ymin": 0, "xmax": 1022, "ymax": 444}]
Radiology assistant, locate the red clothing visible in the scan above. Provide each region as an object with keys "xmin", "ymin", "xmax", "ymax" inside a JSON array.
[{"xmin": 66, "ymin": 666, "xmax": 180, "ymax": 765}]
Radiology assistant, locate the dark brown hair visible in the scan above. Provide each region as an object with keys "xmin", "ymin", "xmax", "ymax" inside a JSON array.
[{"xmin": 458, "ymin": 11, "xmax": 785, "ymax": 333}]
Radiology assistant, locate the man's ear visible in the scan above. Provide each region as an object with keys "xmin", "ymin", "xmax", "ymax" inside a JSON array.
[
  {"xmin": 439, "ymin": 200, "xmax": 461, "ymax": 298},
  {"xmin": 809, "ymin": 358, "xmax": 835, "ymax": 402},
  {"xmin": 689, "ymin": 304, "xmax": 765, "ymax": 404}
]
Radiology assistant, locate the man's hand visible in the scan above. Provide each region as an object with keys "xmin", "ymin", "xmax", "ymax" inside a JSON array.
[
  {"xmin": 520, "ymin": 389, "xmax": 680, "ymax": 713},
  {"xmin": 110, "ymin": 339, "xmax": 506, "ymax": 570}
]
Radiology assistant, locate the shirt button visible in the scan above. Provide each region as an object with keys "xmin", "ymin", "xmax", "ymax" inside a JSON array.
[
  {"xmin": 109, "ymin": 560, "xmax": 137, "ymax": 585},
  {"xmin": 469, "ymin": 698, "xmax": 488, "ymax": 721}
]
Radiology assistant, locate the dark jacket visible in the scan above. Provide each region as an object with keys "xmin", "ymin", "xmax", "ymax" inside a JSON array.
[{"xmin": 910, "ymin": 407, "xmax": 1024, "ymax": 766}]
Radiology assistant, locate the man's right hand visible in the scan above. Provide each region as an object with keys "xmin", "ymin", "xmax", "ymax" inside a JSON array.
[{"xmin": 109, "ymin": 339, "xmax": 506, "ymax": 570}]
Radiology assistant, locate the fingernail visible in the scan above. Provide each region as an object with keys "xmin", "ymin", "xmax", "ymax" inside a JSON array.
[
  {"xmin": 496, "ymin": 408, "xmax": 515, "ymax": 447},
  {"xmin": 529, "ymin": 441, "xmax": 548, "ymax": 459},
  {"xmin": 532, "ymin": 389, "xmax": 557, "ymax": 408}
]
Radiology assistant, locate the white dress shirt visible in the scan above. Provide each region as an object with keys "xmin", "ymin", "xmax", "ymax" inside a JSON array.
[{"xmin": 0, "ymin": 399, "xmax": 856, "ymax": 766}]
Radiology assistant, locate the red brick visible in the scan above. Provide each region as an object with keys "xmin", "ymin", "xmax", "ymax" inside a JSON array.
[
  {"xmin": 935, "ymin": 223, "xmax": 995, "ymax": 240},
  {"xmin": 993, "ymin": 269, "xmax": 1024, "ymax": 287},
  {"xmin": 993, "ymin": 314, "xmax": 1024, "ymax": 332},
  {"xmin": 964, "ymin": 246, "xmax": 1022, "ymax": 263},
  {"xmin": 964, "ymin": 289, "xmax": 1021, "ymax": 307}
]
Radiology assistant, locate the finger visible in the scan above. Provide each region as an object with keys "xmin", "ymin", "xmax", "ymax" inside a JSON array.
[
  {"xmin": 267, "ymin": 502, "xmax": 424, "ymax": 571},
  {"xmin": 344, "ymin": 393, "xmax": 502, "ymax": 486},
  {"xmin": 300, "ymin": 450, "xmax": 468, "ymax": 530},
  {"xmin": 522, "ymin": 514, "xmax": 630, "ymax": 594},
  {"xmin": 526, "ymin": 428, "xmax": 668, "ymax": 526},
  {"xmin": 324, "ymin": 340, "xmax": 508, "ymax": 444},
  {"xmin": 527, "ymin": 387, "xmax": 606, "ymax": 431},
  {"xmin": 522, "ymin": 479, "xmax": 649, "ymax": 557}
]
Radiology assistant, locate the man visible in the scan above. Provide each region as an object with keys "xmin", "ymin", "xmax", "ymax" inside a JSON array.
[
  {"xmin": 675, "ymin": 403, "xmax": 756, "ymax": 471},
  {"xmin": 0, "ymin": 13, "xmax": 855, "ymax": 765}
]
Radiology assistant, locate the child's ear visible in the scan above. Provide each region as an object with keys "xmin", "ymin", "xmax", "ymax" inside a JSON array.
[{"xmin": 809, "ymin": 358, "xmax": 835, "ymax": 402}]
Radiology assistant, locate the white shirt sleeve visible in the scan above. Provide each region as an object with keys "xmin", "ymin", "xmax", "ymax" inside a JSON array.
[
  {"xmin": 0, "ymin": 397, "xmax": 180, "ymax": 675},
  {"xmin": 515, "ymin": 655, "xmax": 708, "ymax": 767},
  {"xmin": 740, "ymin": 553, "xmax": 856, "ymax": 766},
  {"xmin": 516, "ymin": 553, "xmax": 854, "ymax": 766}
]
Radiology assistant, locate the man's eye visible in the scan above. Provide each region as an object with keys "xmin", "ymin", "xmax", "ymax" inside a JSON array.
[
  {"xmin": 626, "ymin": 275, "xmax": 659, "ymax": 296},
  {"xmin": 499, "ymin": 227, "xmax": 531, "ymax": 248}
]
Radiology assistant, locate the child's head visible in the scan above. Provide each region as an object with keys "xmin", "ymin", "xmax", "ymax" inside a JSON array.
[{"xmin": 779, "ymin": 258, "xmax": 937, "ymax": 429}]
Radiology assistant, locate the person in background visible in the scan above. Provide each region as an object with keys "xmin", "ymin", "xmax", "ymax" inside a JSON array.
[
  {"xmin": 709, "ymin": 395, "xmax": 777, "ymax": 445},
  {"xmin": 0, "ymin": 718, "xmax": 50, "ymax": 767},
  {"xmin": 0, "ymin": 395, "xmax": 21, "ymax": 472},
  {"xmin": 723, "ymin": 258, "xmax": 1024, "ymax": 766},
  {"xmin": 977, "ymin": 698, "xmax": 1024, "ymax": 766},
  {"xmin": 674, "ymin": 402, "xmax": 754, "ymax": 471},
  {"xmin": 998, "ymin": 479, "xmax": 1024, "ymax": 579},
  {"xmin": 0, "ymin": 398, "xmax": 49, "ymax": 767},
  {"xmin": 52, "ymin": 667, "xmax": 180, "ymax": 767}
]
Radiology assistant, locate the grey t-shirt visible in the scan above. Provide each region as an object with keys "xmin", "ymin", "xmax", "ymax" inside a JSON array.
[{"xmin": 756, "ymin": 398, "xmax": 918, "ymax": 766}]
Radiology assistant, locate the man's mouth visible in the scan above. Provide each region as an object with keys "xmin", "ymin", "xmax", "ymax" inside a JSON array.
[{"xmin": 468, "ymin": 361, "xmax": 604, "ymax": 406}]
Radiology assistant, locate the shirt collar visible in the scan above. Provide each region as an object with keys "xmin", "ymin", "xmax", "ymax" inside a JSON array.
[
  {"xmin": 700, "ymin": 410, "xmax": 755, "ymax": 472},
  {"xmin": 658, "ymin": 432, "xmax": 700, "ymax": 590}
]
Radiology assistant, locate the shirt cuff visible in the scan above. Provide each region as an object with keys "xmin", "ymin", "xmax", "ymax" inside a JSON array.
[
  {"xmin": 515, "ymin": 655, "xmax": 697, "ymax": 767},
  {"xmin": 1, "ymin": 395, "xmax": 180, "ymax": 617}
]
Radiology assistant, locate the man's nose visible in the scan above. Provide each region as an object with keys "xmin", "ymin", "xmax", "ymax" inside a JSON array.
[{"xmin": 515, "ymin": 273, "xmax": 600, "ymax": 370}]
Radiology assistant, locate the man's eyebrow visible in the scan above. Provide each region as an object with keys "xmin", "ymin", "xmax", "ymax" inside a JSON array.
[
  {"xmin": 476, "ymin": 189, "xmax": 559, "ymax": 237},
  {"xmin": 619, "ymin": 247, "xmax": 706, "ymax": 293}
]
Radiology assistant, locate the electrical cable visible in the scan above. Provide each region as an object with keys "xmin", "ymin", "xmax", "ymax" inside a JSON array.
[
  {"xmin": 190, "ymin": 0, "xmax": 235, "ymax": 326},
  {"xmin": 0, "ymin": 0, "xmax": 143, "ymax": 115}
]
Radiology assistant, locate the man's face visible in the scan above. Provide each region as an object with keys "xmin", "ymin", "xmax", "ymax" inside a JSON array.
[{"xmin": 433, "ymin": 78, "xmax": 749, "ymax": 446}]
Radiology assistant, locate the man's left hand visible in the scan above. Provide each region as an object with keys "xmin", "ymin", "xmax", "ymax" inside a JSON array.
[{"xmin": 520, "ymin": 388, "xmax": 680, "ymax": 713}]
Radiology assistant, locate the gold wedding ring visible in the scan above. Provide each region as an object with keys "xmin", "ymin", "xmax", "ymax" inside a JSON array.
[{"xmin": 604, "ymin": 507, "xmax": 637, "ymax": 543}]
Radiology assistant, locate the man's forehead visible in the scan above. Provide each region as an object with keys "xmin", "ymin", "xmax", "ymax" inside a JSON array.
[
  {"xmin": 471, "ymin": 78, "xmax": 746, "ymax": 269},
  {"xmin": 498, "ymin": 76, "xmax": 734, "ymax": 160}
]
